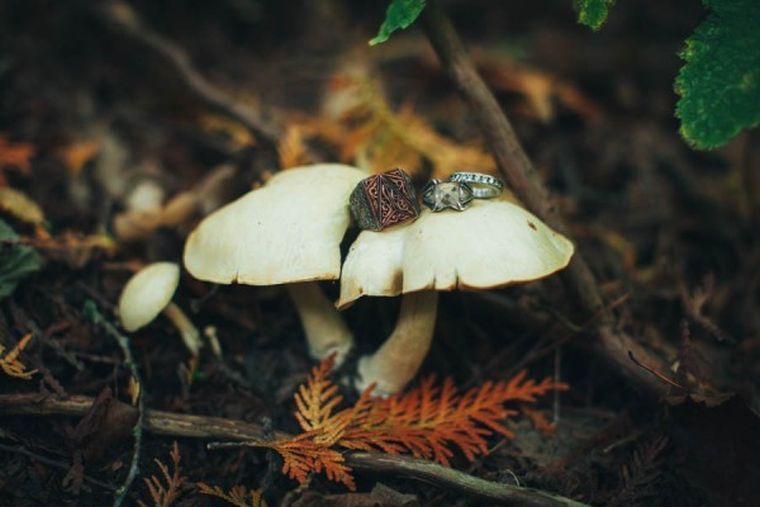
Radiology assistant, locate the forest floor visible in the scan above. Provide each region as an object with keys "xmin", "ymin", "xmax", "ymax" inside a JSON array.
[{"xmin": 0, "ymin": 0, "xmax": 758, "ymax": 506}]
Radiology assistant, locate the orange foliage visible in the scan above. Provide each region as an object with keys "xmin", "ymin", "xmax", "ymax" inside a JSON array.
[
  {"xmin": 479, "ymin": 60, "xmax": 602, "ymax": 123},
  {"xmin": 56, "ymin": 140, "xmax": 99, "ymax": 176},
  {"xmin": 522, "ymin": 406, "xmax": 557, "ymax": 436},
  {"xmin": 0, "ymin": 137, "xmax": 34, "ymax": 173},
  {"xmin": 311, "ymin": 66, "xmax": 495, "ymax": 179},
  {"xmin": 0, "ymin": 333, "xmax": 37, "ymax": 380},
  {"xmin": 138, "ymin": 442, "xmax": 185, "ymax": 507},
  {"xmin": 258, "ymin": 357, "xmax": 567, "ymax": 489},
  {"xmin": 197, "ymin": 483, "xmax": 268, "ymax": 507},
  {"xmin": 277, "ymin": 125, "xmax": 310, "ymax": 169}
]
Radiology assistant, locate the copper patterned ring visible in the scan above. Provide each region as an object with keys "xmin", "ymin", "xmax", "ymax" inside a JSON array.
[{"xmin": 349, "ymin": 168, "xmax": 420, "ymax": 231}]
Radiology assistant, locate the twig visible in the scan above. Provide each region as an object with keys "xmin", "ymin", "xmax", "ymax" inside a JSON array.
[
  {"xmin": 0, "ymin": 441, "xmax": 117, "ymax": 492},
  {"xmin": 348, "ymin": 453, "xmax": 586, "ymax": 507},
  {"xmin": 9, "ymin": 304, "xmax": 84, "ymax": 371},
  {"xmin": 98, "ymin": 0, "xmax": 284, "ymax": 147},
  {"xmin": 0, "ymin": 393, "xmax": 586, "ymax": 507},
  {"xmin": 83, "ymin": 301, "xmax": 144, "ymax": 507},
  {"xmin": 421, "ymin": 1, "xmax": 672, "ymax": 395},
  {"xmin": 627, "ymin": 351, "xmax": 683, "ymax": 390},
  {"xmin": 677, "ymin": 276, "xmax": 735, "ymax": 343}
]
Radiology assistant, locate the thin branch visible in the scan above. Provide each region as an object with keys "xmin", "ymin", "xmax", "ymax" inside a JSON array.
[
  {"xmin": 0, "ymin": 393, "xmax": 586, "ymax": 507},
  {"xmin": 83, "ymin": 301, "xmax": 144, "ymax": 507},
  {"xmin": 348, "ymin": 452, "xmax": 587, "ymax": 507},
  {"xmin": 627, "ymin": 351, "xmax": 684, "ymax": 390},
  {"xmin": 0, "ymin": 441, "xmax": 117, "ymax": 492},
  {"xmin": 421, "ymin": 0, "xmax": 672, "ymax": 395},
  {"xmin": 98, "ymin": 0, "xmax": 284, "ymax": 147}
]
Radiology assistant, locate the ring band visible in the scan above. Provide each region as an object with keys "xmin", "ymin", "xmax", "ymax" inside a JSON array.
[
  {"xmin": 350, "ymin": 168, "xmax": 420, "ymax": 231},
  {"xmin": 448, "ymin": 172, "xmax": 503, "ymax": 199}
]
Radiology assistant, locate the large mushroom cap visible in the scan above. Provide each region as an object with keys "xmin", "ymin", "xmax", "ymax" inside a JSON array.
[
  {"xmin": 338, "ymin": 198, "xmax": 574, "ymax": 308},
  {"xmin": 184, "ymin": 164, "xmax": 366, "ymax": 286},
  {"xmin": 119, "ymin": 262, "xmax": 180, "ymax": 331}
]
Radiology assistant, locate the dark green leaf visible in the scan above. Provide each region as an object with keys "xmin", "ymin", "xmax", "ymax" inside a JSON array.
[
  {"xmin": 573, "ymin": 0, "xmax": 616, "ymax": 31},
  {"xmin": 370, "ymin": 0, "xmax": 426, "ymax": 46},
  {"xmin": 0, "ymin": 219, "xmax": 42, "ymax": 301},
  {"xmin": 675, "ymin": 0, "xmax": 760, "ymax": 149}
]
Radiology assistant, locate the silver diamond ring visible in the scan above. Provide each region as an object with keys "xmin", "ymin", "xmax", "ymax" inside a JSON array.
[
  {"xmin": 422, "ymin": 179, "xmax": 474, "ymax": 212},
  {"xmin": 448, "ymin": 172, "xmax": 503, "ymax": 199}
]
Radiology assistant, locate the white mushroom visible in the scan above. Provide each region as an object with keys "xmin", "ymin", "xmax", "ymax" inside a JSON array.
[
  {"xmin": 183, "ymin": 164, "xmax": 367, "ymax": 366},
  {"xmin": 118, "ymin": 261, "xmax": 202, "ymax": 355},
  {"xmin": 338, "ymin": 198, "xmax": 575, "ymax": 394}
]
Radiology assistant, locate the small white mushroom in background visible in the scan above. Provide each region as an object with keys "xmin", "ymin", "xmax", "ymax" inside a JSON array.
[
  {"xmin": 118, "ymin": 261, "xmax": 202, "ymax": 355},
  {"xmin": 124, "ymin": 178, "xmax": 165, "ymax": 213},
  {"xmin": 114, "ymin": 165, "xmax": 238, "ymax": 243},
  {"xmin": 183, "ymin": 164, "xmax": 367, "ymax": 366},
  {"xmin": 338, "ymin": 198, "xmax": 575, "ymax": 395}
]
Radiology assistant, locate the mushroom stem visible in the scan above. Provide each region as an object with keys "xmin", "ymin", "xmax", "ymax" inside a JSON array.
[
  {"xmin": 286, "ymin": 282, "xmax": 354, "ymax": 366},
  {"xmin": 357, "ymin": 291, "xmax": 439, "ymax": 395},
  {"xmin": 162, "ymin": 302, "xmax": 202, "ymax": 356}
]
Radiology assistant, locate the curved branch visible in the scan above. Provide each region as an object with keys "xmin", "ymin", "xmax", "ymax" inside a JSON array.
[
  {"xmin": 421, "ymin": 1, "xmax": 672, "ymax": 395},
  {"xmin": 0, "ymin": 393, "xmax": 586, "ymax": 506},
  {"xmin": 99, "ymin": 1, "xmax": 284, "ymax": 147}
]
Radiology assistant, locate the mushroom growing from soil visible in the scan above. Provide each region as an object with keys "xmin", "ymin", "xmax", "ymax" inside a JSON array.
[
  {"xmin": 183, "ymin": 164, "xmax": 367, "ymax": 365},
  {"xmin": 118, "ymin": 261, "xmax": 202, "ymax": 355},
  {"xmin": 338, "ymin": 197, "xmax": 575, "ymax": 394}
]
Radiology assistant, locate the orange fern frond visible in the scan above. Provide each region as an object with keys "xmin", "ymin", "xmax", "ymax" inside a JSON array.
[
  {"xmin": 256, "ymin": 358, "xmax": 566, "ymax": 490},
  {"xmin": 293, "ymin": 356, "xmax": 343, "ymax": 432},
  {"xmin": 338, "ymin": 374, "xmax": 563, "ymax": 466},
  {"xmin": 197, "ymin": 483, "xmax": 268, "ymax": 507},
  {"xmin": 137, "ymin": 442, "xmax": 185, "ymax": 507},
  {"xmin": 263, "ymin": 433, "xmax": 355, "ymax": 490}
]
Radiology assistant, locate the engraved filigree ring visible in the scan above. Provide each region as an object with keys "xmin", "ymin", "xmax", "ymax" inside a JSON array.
[
  {"xmin": 350, "ymin": 168, "xmax": 420, "ymax": 231},
  {"xmin": 422, "ymin": 172, "xmax": 503, "ymax": 212}
]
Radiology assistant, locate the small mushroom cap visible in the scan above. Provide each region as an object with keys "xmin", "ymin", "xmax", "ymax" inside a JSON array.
[
  {"xmin": 338, "ymin": 198, "xmax": 574, "ymax": 308},
  {"xmin": 184, "ymin": 164, "xmax": 367, "ymax": 286},
  {"xmin": 119, "ymin": 262, "xmax": 180, "ymax": 331}
]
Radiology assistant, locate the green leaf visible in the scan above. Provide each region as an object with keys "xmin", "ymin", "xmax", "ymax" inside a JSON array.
[
  {"xmin": 573, "ymin": 0, "xmax": 616, "ymax": 31},
  {"xmin": 370, "ymin": 0, "xmax": 426, "ymax": 46},
  {"xmin": 0, "ymin": 219, "xmax": 42, "ymax": 301},
  {"xmin": 675, "ymin": 0, "xmax": 760, "ymax": 149}
]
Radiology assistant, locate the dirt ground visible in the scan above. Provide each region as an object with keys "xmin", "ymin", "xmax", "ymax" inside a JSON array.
[{"xmin": 0, "ymin": 0, "xmax": 759, "ymax": 506}]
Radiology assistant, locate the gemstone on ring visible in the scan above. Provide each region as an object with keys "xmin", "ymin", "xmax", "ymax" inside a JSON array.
[
  {"xmin": 422, "ymin": 179, "xmax": 474, "ymax": 212},
  {"xmin": 350, "ymin": 168, "xmax": 420, "ymax": 231}
]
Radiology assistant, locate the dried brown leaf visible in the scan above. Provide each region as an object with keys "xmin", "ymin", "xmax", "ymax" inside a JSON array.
[
  {"xmin": 0, "ymin": 332, "xmax": 37, "ymax": 379},
  {"xmin": 0, "ymin": 137, "xmax": 35, "ymax": 173},
  {"xmin": 21, "ymin": 232, "xmax": 116, "ymax": 268},
  {"xmin": 478, "ymin": 54, "xmax": 602, "ymax": 123},
  {"xmin": 0, "ymin": 187, "xmax": 46, "ymax": 229},
  {"xmin": 320, "ymin": 66, "xmax": 495, "ymax": 179},
  {"xmin": 56, "ymin": 140, "xmax": 99, "ymax": 176},
  {"xmin": 278, "ymin": 125, "xmax": 310, "ymax": 169}
]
